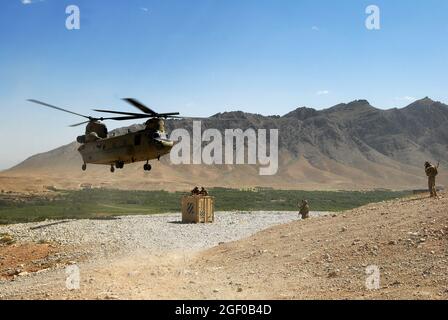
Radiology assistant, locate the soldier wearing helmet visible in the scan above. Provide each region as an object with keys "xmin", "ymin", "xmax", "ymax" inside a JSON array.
[
  {"xmin": 298, "ymin": 200, "xmax": 310, "ymax": 219},
  {"xmin": 425, "ymin": 161, "xmax": 439, "ymax": 198}
]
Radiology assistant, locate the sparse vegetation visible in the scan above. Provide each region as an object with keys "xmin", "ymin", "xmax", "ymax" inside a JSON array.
[
  {"xmin": 0, "ymin": 188, "xmax": 411, "ymax": 225},
  {"xmin": 0, "ymin": 233, "xmax": 15, "ymax": 245}
]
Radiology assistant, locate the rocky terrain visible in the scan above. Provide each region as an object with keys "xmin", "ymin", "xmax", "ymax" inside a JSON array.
[
  {"xmin": 1, "ymin": 97, "xmax": 447, "ymax": 192},
  {"xmin": 0, "ymin": 193, "xmax": 446, "ymax": 300}
]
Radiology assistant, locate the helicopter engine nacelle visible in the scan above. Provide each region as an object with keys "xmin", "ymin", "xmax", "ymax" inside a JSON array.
[
  {"xmin": 77, "ymin": 135, "xmax": 86, "ymax": 144},
  {"xmin": 145, "ymin": 118, "xmax": 165, "ymax": 133}
]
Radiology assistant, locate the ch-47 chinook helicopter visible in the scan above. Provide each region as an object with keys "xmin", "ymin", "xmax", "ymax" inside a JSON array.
[{"xmin": 28, "ymin": 98, "xmax": 198, "ymax": 173}]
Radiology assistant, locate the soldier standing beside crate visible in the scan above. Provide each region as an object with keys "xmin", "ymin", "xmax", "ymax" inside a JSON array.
[
  {"xmin": 298, "ymin": 200, "xmax": 310, "ymax": 219},
  {"xmin": 425, "ymin": 161, "xmax": 439, "ymax": 198},
  {"xmin": 199, "ymin": 187, "xmax": 209, "ymax": 196}
]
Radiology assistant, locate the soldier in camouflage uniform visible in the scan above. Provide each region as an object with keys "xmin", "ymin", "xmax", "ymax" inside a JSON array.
[
  {"xmin": 425, "ymin": 161, "xmax": 439, "ymax": 198},
  {"xmin": 191, "ymin": 186, "xmax": 200, "ymax": 196},
  {"xmin": 298, "ymin": 200, "xmax": 310, "ymax": 219}
]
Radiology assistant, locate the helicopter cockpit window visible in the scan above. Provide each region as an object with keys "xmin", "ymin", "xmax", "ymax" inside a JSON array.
[{"xmin": 134, "ymin": 134, "xmax": 142, "ymax": 146}]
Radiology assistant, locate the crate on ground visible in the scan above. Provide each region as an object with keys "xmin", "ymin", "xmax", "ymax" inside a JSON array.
[{"xmin": 181, "ymin": 195, "xmax": 214, "ymax": 223}]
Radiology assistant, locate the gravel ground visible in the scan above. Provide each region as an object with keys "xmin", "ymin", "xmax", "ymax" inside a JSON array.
[
  {"xmin": 0, "ymin": 211, "xmax": 328, "ymax": 257},
  {"xmin": 0, "ymin": 211, "xmax": 330, "ymax": 299}
]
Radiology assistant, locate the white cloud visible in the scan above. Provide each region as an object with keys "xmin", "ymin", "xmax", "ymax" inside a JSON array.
[
  {"xmin": 141, "ymin": 7, "xmax": 150, "ymax": 13},
  {"xmin": 395, "ymin": 96, "xmax": 416, "ymax": 102},
  {"xmin": 311, "ymin": 26, "xmax": 320, "ymax": 31},
  {"xmin": 21, "ymin": 0, "xmax": 45, "ymax": 5},
  {"xmin": 317, "ymin": 90, "xmax": 330, "ymax": 95}
]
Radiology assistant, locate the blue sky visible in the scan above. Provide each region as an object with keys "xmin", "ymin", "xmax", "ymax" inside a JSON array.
[{"xmin": 0, "ymin": 0, "xmax": 447, "ymax": 169}]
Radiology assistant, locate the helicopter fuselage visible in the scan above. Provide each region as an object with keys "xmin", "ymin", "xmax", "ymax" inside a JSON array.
[{"xmin": 77, "ymin": 128, "xmax": 174, "ymax": 168}]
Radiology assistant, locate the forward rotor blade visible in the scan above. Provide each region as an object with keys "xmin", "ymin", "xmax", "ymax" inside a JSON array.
[
  {"xmin": 157, "ymin": 112, "xmax": 181, "ymax": 117},
  {"xmin": 69, "ymin": 120, "xmax": 90, "ymax": 127},
  {"xmin": 28, "ymin": 99, "xmax": 90, "ymax": 119},
  {"xmin": 93, "ymin": 109, "xmax": 146, "ymax": 116},
  {"xmin": 123, "ymin": 98, "xmax": 157, "ymax": 115}
]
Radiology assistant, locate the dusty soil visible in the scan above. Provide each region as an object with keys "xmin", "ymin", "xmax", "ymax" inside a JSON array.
[
  {"xmin": 193, "ymin": 194, "xmax": 448, "ymax": 300},
  {"xmin": 0, "ymin": 242, "xmax": 69, "ymax": 281},
  {"xmin": 0, "ymin": 193, "xmax": 447, "ymax": 300}
]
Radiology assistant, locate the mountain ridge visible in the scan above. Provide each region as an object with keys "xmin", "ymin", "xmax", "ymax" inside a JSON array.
[{"xmin": 2, "ymin": 97, "xmax": 447, "ymax": 192}]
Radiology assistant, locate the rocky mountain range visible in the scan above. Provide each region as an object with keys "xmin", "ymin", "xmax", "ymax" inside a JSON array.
[{"xmin": 2, "ymin": 97, "xmax": 447, "ymax": 191}]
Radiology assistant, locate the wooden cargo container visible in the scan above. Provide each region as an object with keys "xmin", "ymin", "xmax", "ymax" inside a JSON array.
[{"xmin": 181, "ymin": 196, "xmax": 215, "ymax": 223}]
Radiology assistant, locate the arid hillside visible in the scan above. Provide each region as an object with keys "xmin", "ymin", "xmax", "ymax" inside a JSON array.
[{"xmin": 190, "ymin": 194, "xmax": 448, "ymax": 299}]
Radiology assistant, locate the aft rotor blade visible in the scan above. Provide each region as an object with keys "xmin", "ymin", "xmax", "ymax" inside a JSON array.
[
  {"xmin": 28, "ymin": 99, "xmax": 91, "ymax": 119},
  {"xmin": 105, "ymin": 115, "xmax": 152, "ymax": 121},
  {"xmin": 168, "ymin": 116, "xmax": 208, "ymax": 120},
  {"xmin": 93, "ymin": 109, "xmax": 146, "ymax": 116},
  {"xmin": 123, "ymin": 98, "xmax": 157, "ymax": 115}
]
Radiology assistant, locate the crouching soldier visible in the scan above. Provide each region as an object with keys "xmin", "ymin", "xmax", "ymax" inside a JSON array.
[
  {"xmin": 191, "ymin": 186, "xmax": 200, "ymax": 196},
  {"xmin": 298, "ymin": 200, "xmax": 310, "ymax": 219}
]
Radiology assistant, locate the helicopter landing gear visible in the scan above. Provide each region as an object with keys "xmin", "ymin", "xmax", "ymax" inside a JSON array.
[
  {"xmin": 143, "ymin": 162, "xmax": 152, "ymax": 172},
  {"xmin": 110, "ymin": 165, "xmax": 115, "ymax": 173},
  {"xmin": 82, "ymin": 163, "xmax": 87, "ymax": 171}
]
